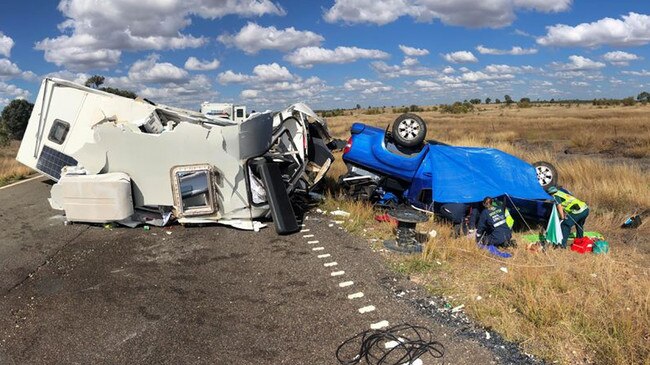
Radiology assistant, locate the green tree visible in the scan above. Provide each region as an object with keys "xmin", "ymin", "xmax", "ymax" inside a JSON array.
[
  {"xmin": 622, "ymin": 96, "xmax": 636, "ymax": 106},
  {"xmin": 84, "ymin": 75, "xmax": 105, "ymax": 89},
  {"xmin": 1, "ymin": 99, "xmax": 34, "ymax": 140},
  {"xmin": 504, "ymin": 95, "xmax": 513, "ymax": 105},
  {"xmin": 0, "ymin": 121, "xmax": 10, "ymax": 146},
  {"xmin": 100, "ymin": 87, "xmax": 137, "ymax": 99},
  {"xmin": 469, "ymin": 98, "xmax": 481, "ymax": 104},
  {"xmin": 84, "ymin": 75, "xmax": 137, "ymax": 99},
  {"xmin": 637, "ymin": 91, "xmax": 650, "ymax": 102},
  {"xmin": 520, "ymin": 97, "xmax": 531, "ymax": 103},
  {"xmin": 485, "ymin": 97, "xmax": 491, "ymax": 104},
  {"xmin": 495, "ymin": 98, "xmax": 501, "ymax": 104}
]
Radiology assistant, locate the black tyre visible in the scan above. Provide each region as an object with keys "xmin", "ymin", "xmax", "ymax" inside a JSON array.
[
  {"xmin": 392, "ymin": 113, "xmax": 427, "ymax": 148},
  {"xmin": 533, "ymin": 161, "xmax": 558, "ymax": 189}
]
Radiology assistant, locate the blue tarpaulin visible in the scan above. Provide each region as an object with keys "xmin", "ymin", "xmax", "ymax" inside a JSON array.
[{"xmin": 428, "ymin": 145, "xmax": 551, "ymax": 203}]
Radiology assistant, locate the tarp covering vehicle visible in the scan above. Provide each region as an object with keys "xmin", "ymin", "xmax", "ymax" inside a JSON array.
[
  {"xmin": 341, "ymin": 118, "xmax": 555, "ymax": 224},
  {"xmin": 17, "ymin": 78, "xmax": 335, "ymax": 234}
]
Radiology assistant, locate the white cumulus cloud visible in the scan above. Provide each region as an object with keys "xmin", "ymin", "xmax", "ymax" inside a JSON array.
[
  {"xmin": 413, "ymin": 79, "xmax": 441, "ymax": 91},
  {"xmin": 324, "ymin": 0, "xmax": 571, "ymax": 28},
  {"xmin": 621, "ymin": 69, "xmax": 650, "ymax": 77},
  {"xmin": 184, "ymin": 57, "xmax": 220, "ymax": 71},
  {"xmin": 35, "ymin": 0, "xmax": 285, "ymax": 71},
  {"xmin": 217, "ymin": 70, "xmax": 251, "ymax": 84},
  {"xmin": 285, "ymin": 46, "xmax": 389, "ymax": 68},
  {"xmin": 0, "ymin": 58, "xmax": 22, "ymax": 77},
  {"xmin": 476, "ymin": 45, "xmax": 538, "ymax": 55},
  {"xmin": 551, "ymin": 55, "xmax": 606, "ymax": 71},
  {"xmin": 218, "ymin": 63, "xmax": 295, "ymax": 84},
  {"xmin": 0, "ymin": 81, "xmax": 30, "ymax": 100},
  {"xmin": 537, "ymin": 12, "xmax": 650, "ymax": 47},
  {"xmin": 218, "ymin": 22, "xmax": 324, "ymax": 54},
  {"xmin": 399, "ymin": 45, "xmax": 429, "ymax": 56},
  {"xmin": 343, "ymin": 78, "xmax": 387, "ymax": 91},
  {"xmin": 602, "ymin": 51, "xmax": 641, "ymax": 66},
  {"xmin": 128, "ymin": 54, "xmax": 189, "ymax": 84},
  {"xmin": 241, "ymin": 89, "xmax": 260, "ymax": 99},
  {"xmin": 443, "ymin": 51, "xmax": 478, "ymax": 63},
  {"xmin": 252, "ymin": 63, "xmax": 295, "ymax": 82},
  {"xmin": 0, "ymin": 32, "xmax": 14, "ymax": 58}
]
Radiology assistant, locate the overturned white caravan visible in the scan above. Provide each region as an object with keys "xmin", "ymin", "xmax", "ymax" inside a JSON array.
[{"xmin": 17, "ymin": 78, "xmax": 335, "ymax": 234}]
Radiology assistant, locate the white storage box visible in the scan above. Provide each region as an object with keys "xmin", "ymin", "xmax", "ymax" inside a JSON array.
[{"xmin": 50, "ymin": 172, "xmax": 134, "ymax": 223}]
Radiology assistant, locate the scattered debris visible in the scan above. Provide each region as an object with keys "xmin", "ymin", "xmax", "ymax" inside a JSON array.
[
  {"xmin": 621, "ymin": 214, "xmax": 642, "ymax": 229},
  {"xmin": 381, "ymin": 277, "xmax": 543, "ymax": 365},
  {"xmin": 330, "ymin": 210, "xmax": 351, "ymax": 217},
  {"xmin": 500, "ymin": 267, "xmax": 509, "ymax": 274},
  {"xmin": 451, "ymin": 304, "xmax": 465, "ymax": 313}
]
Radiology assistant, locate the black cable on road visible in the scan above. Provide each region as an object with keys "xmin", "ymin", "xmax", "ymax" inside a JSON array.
[{"xmin": 336, "ymin": 323, "xmax": 445, "ymax": 365}]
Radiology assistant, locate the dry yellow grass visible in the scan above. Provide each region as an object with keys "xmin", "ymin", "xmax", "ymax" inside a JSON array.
[
  {"xmin": 322, "ymin": 104, "xmax": 650, "ymax": 365},
  {"xmin": 0, "ymin": 141, "xmax": 32, "ymax": 186}
]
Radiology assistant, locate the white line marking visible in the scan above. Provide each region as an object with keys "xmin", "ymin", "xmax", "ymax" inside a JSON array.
[
  {"xmin": 339, "ymin": 281, "xmax": 353, "ymax": 287},
  {"xmin": 331, "ymin": 270, "xmax": 345, "ymax": 276},
  {"xmin": 324, "ymin": 262, "xmax": 338, "ymax": 267},
  {"xmin": 0, "ymin": 174, "xmax": 43, "ymax": 191},
  {"xmin": 348, "ymin": 292, "xmax": 364, "ymax": 299},
  {"xmin": 317, "ymin": 254, "xmax": 331, "ymax": 258},
  {"xmin": 303, "ymin": 234, "xmax": 314, "ymax": 238},
  {"xmin": 307, "ymin": 240, "xmax": 319, "ymax": 244},
  {"xmin": 358, "ymin": 305, "xmax": 376, "ymax": 314},
  {"xmin": 371, "ymin": 320, "xmax": 389, "ymax": 329},
  {"xmin": 300, "ymin": 229, "xmax": 310, "ymax": 232},
  {"xmin": 300, "ymin": 224, "xmax": 306, "ymax": 227},
  {"xmin": 312, "ymin": 247, "xmax": 324, "ymax": 251}
]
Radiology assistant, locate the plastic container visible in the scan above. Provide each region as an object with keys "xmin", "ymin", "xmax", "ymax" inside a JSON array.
[
  {"xmin": 50, "ymin": 172, "xmax": 134, "ymax": 223},
  {"xmin": 571, "ymin": 237, "xmax": 594, "ymax": 254}
]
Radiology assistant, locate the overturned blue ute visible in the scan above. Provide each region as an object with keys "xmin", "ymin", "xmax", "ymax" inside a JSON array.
[{"xmin": 340, "ymin": 114, "xmax": 557, "ymax": 226}]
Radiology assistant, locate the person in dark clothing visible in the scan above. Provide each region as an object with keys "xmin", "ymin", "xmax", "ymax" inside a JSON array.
[
  {"xmin": 476, "ymin": 197, "xmax": 512, "ymax": 247},
  {"xmin": 439, "ymin": 203, "xmax": 467, "ymax": 237}
]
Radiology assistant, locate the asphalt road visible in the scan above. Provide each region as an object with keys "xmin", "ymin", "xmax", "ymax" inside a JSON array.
[{"xmin": 0, "ymin": 178, "xmax": 502, "ymax": 364}]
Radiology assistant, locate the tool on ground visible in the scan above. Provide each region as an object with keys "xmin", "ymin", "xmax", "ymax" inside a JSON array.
[{"xmin": 336, "ymin": 323, "xmax": 444, "ymax": 365}]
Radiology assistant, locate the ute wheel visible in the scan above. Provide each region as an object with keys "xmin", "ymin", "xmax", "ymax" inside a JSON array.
[
  {"xmin": 392, "ymin": 113, "xmax": 427, "ymax": 148},
  {"xmin": 533, "ymin": 161, "xmax": 558, "ymax": 189}
]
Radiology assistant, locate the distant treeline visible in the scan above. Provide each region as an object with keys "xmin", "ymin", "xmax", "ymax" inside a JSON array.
[{"xmin": 315, "ymin": 91, "xmax": 649, "ymax": 117}]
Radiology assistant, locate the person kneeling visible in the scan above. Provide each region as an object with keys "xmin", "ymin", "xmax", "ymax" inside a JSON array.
[{"xmin": 476, "ymin": 197, "xmax": 513, "ymax": 258}]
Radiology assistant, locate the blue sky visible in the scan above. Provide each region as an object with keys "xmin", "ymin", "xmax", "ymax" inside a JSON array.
[{"xmin": 1, "ymin": 0, "xmax": 649, "ymax": 110}]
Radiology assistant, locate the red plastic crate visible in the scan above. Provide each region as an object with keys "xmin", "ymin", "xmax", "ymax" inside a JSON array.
[{"xmin": 571, "ymin": 237, "xmax": 594, "ymax": 254}]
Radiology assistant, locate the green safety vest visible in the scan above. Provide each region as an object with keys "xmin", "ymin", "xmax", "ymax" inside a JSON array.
[
  {"xmin": 553, "ymin": 190, "xmax": 588, "ymax": 214},
  {"xmin": 492, "ymin": 202, "xmax": 514, "ymax": 228}
]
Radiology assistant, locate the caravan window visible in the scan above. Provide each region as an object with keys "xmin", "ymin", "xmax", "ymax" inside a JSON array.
[
  {"xmin": 48, "ymin": 120, "xmax": 70, "ymax": 145},
  {"xmin": 236, "ymin": 108, "xmax": 244, "ymax": 118},
  {"xmin": 170, "ymin": 165, "xmax": 217, "ymax": 217}
]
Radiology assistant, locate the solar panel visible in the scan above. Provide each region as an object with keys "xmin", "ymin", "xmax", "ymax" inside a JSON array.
[{"xmin": 36, "ymin": 145, "xmax": 78, "ymax": 180}]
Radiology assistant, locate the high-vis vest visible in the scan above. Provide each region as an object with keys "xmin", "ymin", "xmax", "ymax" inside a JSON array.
[
  {"xmin": 493, "ymin": 202, "xmax": 514, "ymax": 228},
  {"xmin": 488, "ymin": 207, "xmax": 507, "ymax": 229},
  {"xmin": 553, "ymin": 190, "xmax": 588, "ymax": 214}
]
